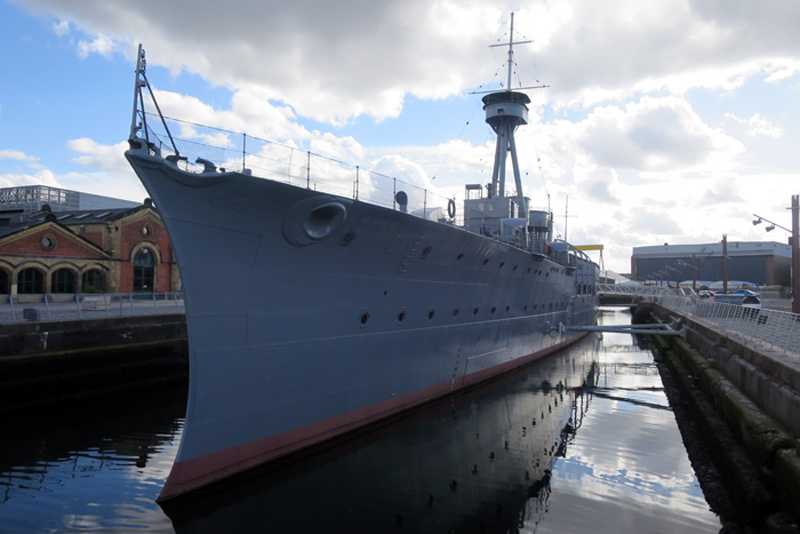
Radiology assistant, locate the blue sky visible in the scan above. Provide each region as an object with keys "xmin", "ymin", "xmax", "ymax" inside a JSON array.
[{"xmin": 1, "ymin": 0, "xmax": 798, "ymax": 273}]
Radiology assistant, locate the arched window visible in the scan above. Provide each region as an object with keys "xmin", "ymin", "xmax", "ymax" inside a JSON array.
[
  {"xmin": 133, "ymin": 248, "xmax": 155, "ymax": 293},
  {"xmin": 82, "ymin": 269, "xmax": 106, "ymax": 293},
  {"xmin": 51, "ymin": 268, "xmax": 76, "ymax": 294},
  {"xmin": 0, "ymin": 269, "xmax": 9, "ymax": 294},
  {"xmin": 18, "ymin": 268, "xmax": 44, "ymax": 294}
]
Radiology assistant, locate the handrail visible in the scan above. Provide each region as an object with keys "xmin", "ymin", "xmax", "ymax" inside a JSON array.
[
  {"xmin": 654, "ymin": 293, "xmax": 800, "ymax": 359},
  {"xmin": 1, "ymin": 292, "xmax": 184, "ymax": 324}
]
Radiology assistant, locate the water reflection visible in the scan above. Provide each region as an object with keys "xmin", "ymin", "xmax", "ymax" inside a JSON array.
[
  {"xmin": 169, "ymin": 343, "xmax": 597, "ymax": 533},
  {"xmin": 0, "ymin": 308, "xmax": 722, "ymax": 533},
  {"xmin": 0, "ymin": 387, "xmax": 184, "ymax": 533},
  {"xmin": 534, "ymin": 309, "xmax": 718, "ymax": 533}
]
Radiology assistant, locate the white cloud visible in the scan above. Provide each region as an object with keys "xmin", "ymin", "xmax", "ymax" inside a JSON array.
[
  {"xmin": 0, "ymin": 169, "xmax": 61, "ymax": 188},
  {"xmin": 576, "ymin": 96, "xmax": 744, "ymax": 173},
  {"xmin": 13, "ymin": 0, "xmax": 800, "ymax": 124},
  {"xmin": 0, "ymin": 149, "xmax": 40, "ymax": 163},
  {"xmin": 76, "ymin": 33, "xmax": 115, "ymax": 58},
  {"xmin": 9, "ymin": 0, "xmax": 800, "ymax": 272},
  {"xmin": 52, "ymin": 19, "xmax": 69, "ymax": 36},
  {"xmin": 724, "ymin": 113, "xmax": 784, "ymax": 138}
]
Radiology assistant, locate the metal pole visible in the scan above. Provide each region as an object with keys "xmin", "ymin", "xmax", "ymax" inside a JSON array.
[
  {"xmin": 306, "ymin": 151, "xmax": 311, "ymax": 189},
  {"xmin": 722, "ymin": 234, "xmax": 728, "ymax": 294},
  {"xmin": 129, "ymin": 44, "xmax": 146, "ymax": 141},
  {"xmin": 792, "ymin": 194, "xmax": 799, "ymax": 314}
]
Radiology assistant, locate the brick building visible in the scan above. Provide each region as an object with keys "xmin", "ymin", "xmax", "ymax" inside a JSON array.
[{"xmin": 0, "ymin": 201, "xmax": 179, "ymax": 295}]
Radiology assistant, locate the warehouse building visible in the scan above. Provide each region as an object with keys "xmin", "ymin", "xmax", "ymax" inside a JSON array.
[{"xmin": 631, "ymin": 241, "xmax": 791, "ymax": 287}]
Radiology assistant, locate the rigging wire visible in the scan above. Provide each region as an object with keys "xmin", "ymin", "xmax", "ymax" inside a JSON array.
[{"xmin": 430, "ymin": 99, "xmax": 483, "ymax": 181}]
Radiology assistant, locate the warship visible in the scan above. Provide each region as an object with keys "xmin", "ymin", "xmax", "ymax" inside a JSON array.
[{"xmin": 125, "ymin": 16, "xmax": 597, "ymax": 501}]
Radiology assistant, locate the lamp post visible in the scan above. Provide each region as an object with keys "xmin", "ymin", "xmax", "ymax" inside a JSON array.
[
  {"xmin": 793, "ymin": 195, "xmax": 799, "ymax": 314},
  {"xmin": 753, "ymin": 194, "xmax": 799, "ymax": 314},
  {"xmin": 722, "ymin": 234, "xmax": 728, "ymax": 294}
]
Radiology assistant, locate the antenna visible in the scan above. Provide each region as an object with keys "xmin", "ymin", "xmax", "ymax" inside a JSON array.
[{"xmin": 474, "ymin": 12, "xmax": 548, "ymax": 94}]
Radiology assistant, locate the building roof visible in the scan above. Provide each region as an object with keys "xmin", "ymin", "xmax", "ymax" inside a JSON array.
[
  {"xmin": 0, "ymin": 204, "xmax": 150, "ymax": 239},
  {"xmin": 632, "ymin": 240, "xmax": 791, "ymax": 258}
]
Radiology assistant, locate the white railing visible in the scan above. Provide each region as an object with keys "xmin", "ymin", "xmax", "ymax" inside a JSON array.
[
  {"xmin": 648, "ymin": 294, "xmax": 799, "ymax": 360},
  {"xmin": 690, "ymin": 300, "xmax": 800, "ymax": 360},
  {"xmin": 1, "ymin": 293, "xmax": 184, "ymax": 324},
  {"xmin": 596, "ymin": 284, "xmax": 684, "ymax": 298},
  {"xmin": 141, "ymin": 114, "xmax": 465, "ymax": 226}
]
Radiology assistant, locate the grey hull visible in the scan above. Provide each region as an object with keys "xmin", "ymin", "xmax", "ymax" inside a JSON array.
[{"xmin": 125, "ymin": 147, "xmax": 597, "ymax": 500}]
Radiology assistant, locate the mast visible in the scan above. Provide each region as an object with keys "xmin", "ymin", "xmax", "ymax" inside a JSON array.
[{"xmin": 482, "ymin": 13, "xmax": 546, "ymax": 217}]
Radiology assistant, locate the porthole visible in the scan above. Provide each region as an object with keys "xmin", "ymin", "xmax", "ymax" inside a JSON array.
[
  {"xmin": 527, "ymin": 267, "xmax": 531, "ymax": 274},
  {"xmin": 456, "ymin": 253, "xmax": 464, "ymax": 262},
  {"xmin": 505, "ymin": 305, "xmax": 510, "ymax": 312},
  {"xmin": 473, "ymin": 307, "xmax": 479, "ymax": 316},
  {"xmin": 142, "ymin": 224, "xmax": 153, "ymax": 237},
  {"xmin": 428, "ymin": 309, "xmax": 435, "ymax": 320},
  {"xmin": 398, "ymin": 310, "xmax": 406, "ymax": 323},
  {"xmin": 421, "ymin": 246, "xmax": 432, "ymax": 259},
  {"xmin": 499, "ymin": 262, "xmax": 505, "ymax": 269},
  {"xmin": 491, "ymin": 306, "xmax": 496, "ymax": 314},
  {"xmin": 482, "ymin": 258, "xmax": 489, "ymax": 266},
  {"xmin": 524, "ymin": 305, "xmax": 529, "ymax": 311},
  {"xmin": 360, "ymin": 312, "xmax": 370, "ymax": 325},
  {"xmin": 512, "ymin": 265, "xmax": 518, "ymax": 271},
  {"xmin": 41, "ymin": 235, "xmax": 56, "ymax": 251},
  {"xmin": 452, "ymin": 308, "xmax": 459, "ymax": 318}
]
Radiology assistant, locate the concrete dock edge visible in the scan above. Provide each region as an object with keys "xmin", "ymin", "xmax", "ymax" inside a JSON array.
[{"xmin": 636, "ymin": 303, "xmax": 800, "ymax": 531}]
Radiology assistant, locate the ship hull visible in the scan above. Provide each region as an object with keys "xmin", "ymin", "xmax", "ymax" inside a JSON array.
[{"xmin": 125, "ymin": 148, "xmax": 597, "ymax": 501}]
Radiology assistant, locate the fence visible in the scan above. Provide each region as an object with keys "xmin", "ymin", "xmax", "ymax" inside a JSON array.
[
  {"xmin": 141, "ymin": 113, "xmax": 464, "ymax": 225},
  {"xmin": 1, "ymin": 293, "xmax": 184, "ymax": 324},
  {"xmin": 654, "ymin": 292, "xmax": 799, "ymax": 360}
]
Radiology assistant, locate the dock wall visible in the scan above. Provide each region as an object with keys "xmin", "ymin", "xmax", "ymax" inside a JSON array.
[
  {"xmin": 0, "ymin": 315, "xmax": 188, "ymax": 413},
  {"xmin": 636, "ymin": 303, "xmax": 800, "ymax": 529}
]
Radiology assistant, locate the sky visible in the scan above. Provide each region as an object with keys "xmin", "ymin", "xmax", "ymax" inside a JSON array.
[{"xmin": 1, "ymin": 0, "xmax": 798, "ymax": 274}]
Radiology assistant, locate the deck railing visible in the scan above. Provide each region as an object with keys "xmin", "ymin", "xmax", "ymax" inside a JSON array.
[
  {"xmin": 141, "ymin": 113, "xmax": 466, "ymax": 225},
  {"xmin": 1, "ymin": 293, "xmax": 184, "ymax": 324}
]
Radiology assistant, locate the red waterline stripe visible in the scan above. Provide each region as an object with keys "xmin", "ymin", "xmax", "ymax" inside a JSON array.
[{"xmin": 158, "ymin": 334, "xmax": 586, "ymax": 502}]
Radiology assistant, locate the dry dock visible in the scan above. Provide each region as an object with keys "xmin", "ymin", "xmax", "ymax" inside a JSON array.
[{"xmin": 636, "ymin": 302, "xmax": 800, "ymax": 531}]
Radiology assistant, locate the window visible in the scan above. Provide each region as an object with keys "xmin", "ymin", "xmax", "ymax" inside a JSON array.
[
  {"xmin": 51, "ymin": 269, "xmax": 76, "ymax": 294},
  {"xmin": 18, "ymin": 268, "xmax": 44, "ymax": 294},
  {"xmin": 0, "ymin": 269, "xmax": 9, "ymax": 294},
  {"xmin": 133, "ymin": 248, "xmax": 155, "ymax": 293},
  {"xmin": 82, "ymin": 269, "xmax": 105, "ymax": 293},
  {"xmin": 41, "ymin": 235, "xmax": 56, "ymax": 250}
]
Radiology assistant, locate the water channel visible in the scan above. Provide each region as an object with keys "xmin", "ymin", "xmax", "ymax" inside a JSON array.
[{"xmin": 0, "ymin": 308, "xmax": 722, "ymax": 533}]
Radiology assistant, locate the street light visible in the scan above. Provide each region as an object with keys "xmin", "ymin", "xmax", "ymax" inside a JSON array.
[
  {"xmin": 752, "ymin": 197, "xmax": 799, "ymax": 314},
  {"xmin": 753, "ymin": 213, "xmax": 791, "ymax": 233}
]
